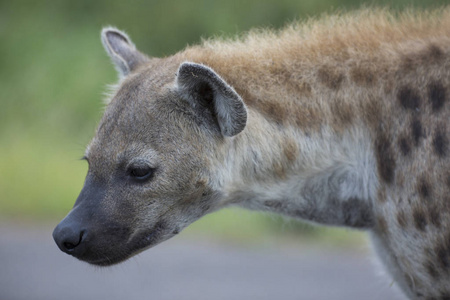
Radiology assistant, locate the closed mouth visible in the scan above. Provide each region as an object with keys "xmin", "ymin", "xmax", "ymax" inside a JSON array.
[{"xmin": 81, "ymin": 223, "xmax": 172, "ymax": 266}]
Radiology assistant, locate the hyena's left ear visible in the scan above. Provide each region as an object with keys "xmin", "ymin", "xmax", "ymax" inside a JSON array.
[
  {"xmin": 176, "ymin": 62, "xmax": 247, "ymax": 137},
  {"xmin": 101, "ymin": 27, "xmax": 149, "ymax": 77}
]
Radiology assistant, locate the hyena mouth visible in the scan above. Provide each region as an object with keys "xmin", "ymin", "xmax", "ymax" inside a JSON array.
[{"xmin": 88, "ymin": 221, "xmax": 175, "ymax": 266}]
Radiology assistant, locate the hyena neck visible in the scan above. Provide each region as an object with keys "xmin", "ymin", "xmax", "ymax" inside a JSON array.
[{"xmin": 217, "ymin": 111, "xmax": 379, "ymax": 228}]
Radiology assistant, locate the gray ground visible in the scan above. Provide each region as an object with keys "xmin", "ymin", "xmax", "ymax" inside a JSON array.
[{"xmin": 0, "ymin": 222, "xmax": 406, "ymax": 300}]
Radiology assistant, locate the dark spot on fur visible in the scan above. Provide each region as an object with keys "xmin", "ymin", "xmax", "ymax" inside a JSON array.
[
  {"xmin": 402, "ymin": 44, "xmax": 444, "ymax": 72},
  {"xmin": 398, "ymin": 137, "xmax": 411, "ymax": 156},
  {"xmin": 418, "ymin": 178, "xmax": 432, "ymax": 199},
  {"xmin": 441, "ymin": 293, "xmax": 450, "ymax": 300},
  {"xmin": 341, "ymin": 197, "xmax": 374, "ymax": 228},
  {"xmin": 283, "ymin": 138, "xmax": 299, "ymax": 162},
  {"xmin": 411, "ymin": 118, "xmax": 424, "ymax": 146},
  {"xmin": 401, "ymin": 55, "xmax": 415, "ymax": 72},
  {"xmin": 429, "ymin": 206, "xmax": 442, "ymax": 228},
  {"xmin": 196, "ymin": 179, "xmax": 207, "ymax": 189},
  {"xmin": 413, "ymin": 208, "xmax": 427, "ymax": 231},
  {"xmin": 264, "ymin": 200, "xmax": 284, "ymax": 210},
  {"xmin": 447, "ymin": 173, "xmax": 450, "ymax": 188},
  {"xmin": 331, "ymin": 98, "xmax": 354, "ymax": 129},
  {"xmin": 426, "ymin": 260, "xmax": 439, "ymax": 279},
  {"xmin": 377, "ymin": 187, "xmax": 387, "ymax": 203},
  {"xmin": 396, "ymin": 210, "xmax": 407, "ymax": 228},
  {"xmin": 375, "ymin": 133, "xmax": 396, "ymax": 184},
  {"xmin": 426, "ymin": 44, "xmax": 444, "ymax": 61},
  {"xmin": 433, "ymin": 127, "xmax": 448, "ymax": 157},
  {"xmin": 350, "ymin": 66, "xmax": 375, "ymax": 86},
  {"xmin": 428, "ymin": 81, "xmax": 447, "ymax": 112},
  {"xmin": 318, "ymin": 66, "xmax": 345, "ymax": 90},
  {"xmin": 262, "ymin": 101, "xmax": 286, "ymax": 125},
  {"xmin": 435, "ymin": 234, "xmax": 450, "ymax": 271},
  {"xmin": 398, "ymin": 86, "xmax": 421, "ymax": 110}
]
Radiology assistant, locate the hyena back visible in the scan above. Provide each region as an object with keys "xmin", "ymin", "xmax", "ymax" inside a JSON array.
[{"xmin": 53, "ymin": 9, "xmax": 450, "ymax": 299}]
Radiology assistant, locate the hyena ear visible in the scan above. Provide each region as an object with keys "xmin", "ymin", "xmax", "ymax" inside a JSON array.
[
  {"xmin": 101, "ymin": 27, "xmax": 149, "ymax": 77},
  {"xmin": 176, "ymin": 62, "xmax": 247, "ymax": 137}
]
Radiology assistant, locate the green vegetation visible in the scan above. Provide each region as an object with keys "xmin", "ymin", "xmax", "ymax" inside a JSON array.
[{"xmin": 1, "ymin": 0, "xmax": 449, "ymax": 243}]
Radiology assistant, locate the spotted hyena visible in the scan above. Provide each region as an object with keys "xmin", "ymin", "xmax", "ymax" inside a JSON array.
[{"xmin": 53, "ymin": 9, "xmax": 450, "ymax": 299}]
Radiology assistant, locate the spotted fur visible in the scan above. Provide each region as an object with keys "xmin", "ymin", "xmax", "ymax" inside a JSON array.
[{"xmin": 53, "ymin": 8, "xmax": 450, "ymax": 300}]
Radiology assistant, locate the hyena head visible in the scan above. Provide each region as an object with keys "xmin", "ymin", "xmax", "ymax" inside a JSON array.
[{"xmin": 52, "ymin": 28, "xmax": 247, "ymax": 266}]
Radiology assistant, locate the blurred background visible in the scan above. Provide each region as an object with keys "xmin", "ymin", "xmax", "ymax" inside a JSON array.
[
  {"xmin": 0, "ymin": 0, "xmax": 449, "ymax": 299},
  {"xmin": 3, "ymin": 0, "xmax": 450, "ymax": 242}
]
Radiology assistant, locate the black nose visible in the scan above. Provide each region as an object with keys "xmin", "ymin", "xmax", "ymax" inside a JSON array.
[{"xmin": 53, "ymin": 220, "xmax": 86, "ymax": 255}]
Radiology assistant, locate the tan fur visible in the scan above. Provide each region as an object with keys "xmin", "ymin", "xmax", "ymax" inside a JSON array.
[
  {"xmin": 177, "ymin": 8, "xmax": 450, "ymax": 133},
  {"xmin": 174, "ymin": 11, "xmax": 450, "ymax": 298},
  {"xmin": 53, "ymin": 9, "xmax": 450, "ymax": 300}
]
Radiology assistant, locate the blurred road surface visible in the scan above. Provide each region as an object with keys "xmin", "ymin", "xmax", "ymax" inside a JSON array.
[{"xmin": 0, "ymin": 222, "xmax": 406, "ymax": 300}]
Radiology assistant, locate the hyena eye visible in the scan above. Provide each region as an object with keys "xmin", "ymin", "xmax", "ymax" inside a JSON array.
[{"xmin": 128, "ymin": 166, "xmax": 154, "ymax": 181}]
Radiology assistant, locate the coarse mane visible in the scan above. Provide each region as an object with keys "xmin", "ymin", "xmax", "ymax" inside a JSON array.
[
  {"xmin": 178, "ymin": 8, "xmax": 450, "ymax": 131},
  {"xmin": 183, "ymin": 7, "xmax": 450, "ymax": 65}
]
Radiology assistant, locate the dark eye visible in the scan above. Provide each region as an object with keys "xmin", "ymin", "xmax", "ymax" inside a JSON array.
[{"xmin": 128, "ymin": 166, "xmax": 154, "ymax": 181}]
